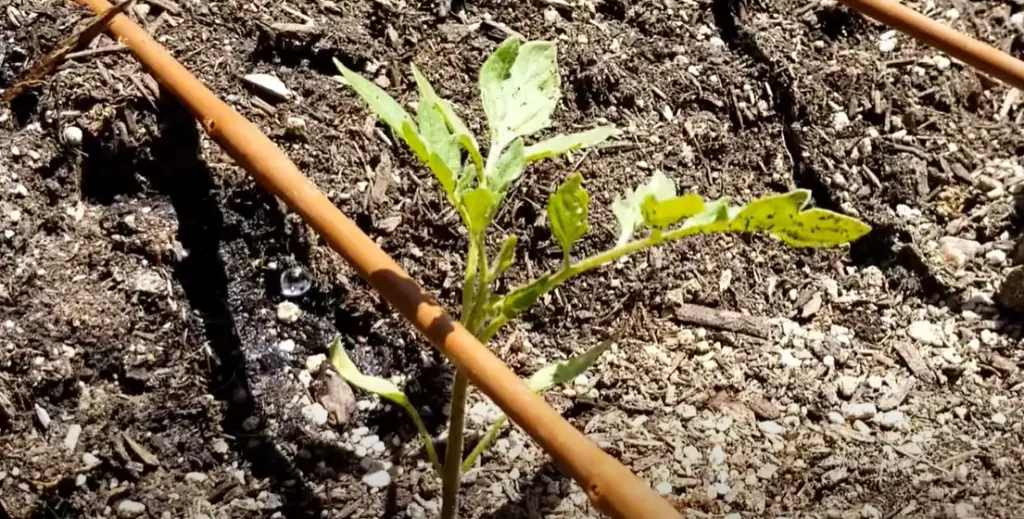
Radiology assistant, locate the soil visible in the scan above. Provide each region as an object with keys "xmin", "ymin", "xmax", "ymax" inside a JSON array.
[{"xmin": 2, "ymin": 0, "xmax": 1023, "ymax": 518}]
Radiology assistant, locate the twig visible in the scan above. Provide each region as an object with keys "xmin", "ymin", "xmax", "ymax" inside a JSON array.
[
  {"xmin": 673, "ymin": 303, "xmax": 771, "ymax": 339},
  {"xmin": 2, "ymin": 0, "xmax": 135, "ymax": 104},
  {"xmin": 64, "ymin": 43, "xmax": 127, "ymax": 60}
]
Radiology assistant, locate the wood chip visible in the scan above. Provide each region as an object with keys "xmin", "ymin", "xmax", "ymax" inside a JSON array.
[
  {"xmin": 747, "ymin": 396, "xmax": 781, "ymax": 420},
  {"xmin": 894, "ymin": 341, "xmax": 935, "ymax": 384},
  {"xmin": 877, "ymin": 378, "xmax": 915, "ymax": 411},
  {"xmin": 122, "ymin": 432, "xmax": 161, "ymax": 467},
  {"xmin": 674, "ymin": 303, "xmax": 770, "ymax": 339}
]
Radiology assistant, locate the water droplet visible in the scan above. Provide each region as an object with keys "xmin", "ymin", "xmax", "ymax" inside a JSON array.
[{"xmin": 280, "ymin": 266, "xmax": 312, "ymax": 298}]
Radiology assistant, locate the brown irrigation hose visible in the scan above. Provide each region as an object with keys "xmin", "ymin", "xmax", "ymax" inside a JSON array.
[
  {"xmin": 72, "ymin": 0, "xmax": 682, "ymax": 517},
  {"xmin": 841, "ymin": 0, "xmax": 1024, "ymax": 90}
]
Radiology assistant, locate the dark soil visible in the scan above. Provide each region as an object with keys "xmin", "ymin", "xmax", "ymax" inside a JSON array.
[{"xmin": 2, "ymin": 0, "xmax": 1023, "ymax": 518}]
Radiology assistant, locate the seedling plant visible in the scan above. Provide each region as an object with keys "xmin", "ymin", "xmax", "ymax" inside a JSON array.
[{"xmin": 331, "ymin": 37, "xmax": 870, "ymax": 518}]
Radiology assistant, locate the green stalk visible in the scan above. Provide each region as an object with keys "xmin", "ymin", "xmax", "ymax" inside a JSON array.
[
  {"xmin": 461, "ymin": 415, "xmax": 507, "ymax": 472},
  {"xmin": 482, "ymin": 225, "xmax": 704, "ymax": 340},
  {"xmin": 442, "ymin": 234, "xmax": 490, "ymax": 519},
  {"xmin": 440, "ymin": 369, "xmax": 469, "ymax": 519}
]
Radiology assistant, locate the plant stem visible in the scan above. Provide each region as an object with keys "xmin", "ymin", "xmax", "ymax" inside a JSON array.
[{"xmin": 441, "ymin": 369, "xmax": 470, "ymax": 519}]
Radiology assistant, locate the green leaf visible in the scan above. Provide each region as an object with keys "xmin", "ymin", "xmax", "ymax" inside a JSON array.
[
  {"xmin": 412, "ymin": 64, "xmax": 484, "ymax": 176},
  {"xmin": 479, "ymin": 37, "xmax": 560, "ymax": 147},
  {"xmin": 547, "ymin": 173, "xmax": 590, "ymax": 263},
  {"xmin": 524, "ymin": 126, "xmax": 617, "ymax": 163},
  {"xmin": 773, "ymin": 208, "xmax": 872, "ymax": 247},
  {"xmin": 328, "ymin": 337, "xmax": 441, "ymax": 473},
  {"xmin": 335, "ymin": 58, "xmax": 416, "ymax": 141},
  {"xmin": 642, "ymin": 193, "xmax": 705, "ymax": 229},
  {"xmin": 500, "ymin": 274, "xmax": 551, "ymax": 319},
  {"xmin": 486, "ymin": 138, "xmax": 526, "ymax": 196},
  {"xmin": 527, "ymin": 337, "xmax": 614, "ymax": 392},
  {"xmin": 612, "ymin": 170, "xmax": 676, "ymax": 246},
  {"xmin": 679, "ymin": 197, "xmax": 732, "ymax": 231},
  {"xmin": 728, "ymin": 190, "xmax": 810, "ymax": 233},
  {"xmin": 489, "ymin": 235, "xmax": 518, "ymax": 283},
  {"xmin": 418, "ymin": 101, "xmax": 461, "ymax": 176},
  {"xmin": 462, "ymin": 187, "xmax": 497, "ymax": 235},
  {"xmin": 454, "ymin": 161, "xmax": 476, "ymax": 201}
]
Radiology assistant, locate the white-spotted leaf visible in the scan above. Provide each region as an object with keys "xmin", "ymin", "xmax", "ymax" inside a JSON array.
[
  {"xmin": 486, "ymin": 138, "xmax": 526, "ymax": 196},
  {"xmin": 479, "ymin": 37, "xmax": 560, "ymax": 149},
  {"xmin": 642, "ymin": 193, "xmax": 705, "ymax": 229},
  {"xmin": 412, "ymin": 64, "xmax": 484, "ymax": 175},
  {"xmin": 524, "ymin": 126, "xmax": 617, "ymax": 163}
]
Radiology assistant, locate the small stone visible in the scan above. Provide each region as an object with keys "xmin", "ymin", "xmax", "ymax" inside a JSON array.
[
  {"xmin": 185, "ymin": 472, "xmax": 208, "ymax": 483},
  {"xmin": 305, "ymin": 354, "xmax": 327, "ymax": 372},
  {"xmin": 908, "ymin": 321, "xmax": 943, "ymax": 346},
  {"xmin": 821, "ymin": 467, "xmax": 849, "ymax": 487},
  {"xmin": 543, "ymin": 7, "xmax": 561, "ymax": 24},
  {"xmin": 211, "ymin": 439, "xmax": 230, "ymax": 454},
  {"xmin": 832, "ymin": 111, "xmax": 851, "ymax": 131},
  {"xmin": 82, "ymin": 452, "xmax": 101, "ymax": 469},
  {"xmin": 75, "ymin": 474, "xmax": 87, "ymax": 487},
  {"xmin": 373, "ymin": 75, "xmax": 391, "ymax": 88},
  {"xmin": 991, "ymin": 412, "xmax": 1007, "ymax": 426},
  {"xmin": 242, "ymin": 416, "xmax": 260, "ymax": 431},
  {"xmin": 842, "ymin": 402, "xmax": 877, "ymax": 421},
  {"xmin": 827, "ymin": 411, "xmax": 845, "ymax": 424},
  {"xmin": 861, "ymin": 504, "xmax": 882, "ymax": 519},
  {"xmin": 301, "ymin": 403, "xmax": 329, "ymax": 426},
  {"xmin": 277, "ymin": 339, "xmax": 296, "ymax": 353},
  {"xmin": 243, "ymin": 73, "xmax": 293, "ymax": 101},
  {"xmin": 986, "ymin": 249, "xmax": 1007, "ymax": 266},
  {"xmin": 837, "ymin": 376, "xmax": 860, "ymax": 399},
  {"xmin": 285, "ymin": 117, "xmax": 306, "ymax": 132},
  {"xmin": 682, "ymin": 445, "xmax": 701, "ymax": 461},
  {"xmin": 748, "ymin": 397, "xmax": 781, "ymax": 420},
  {"xmin": 116, "ymin": 500, "xmax": 147, "ymax": 518},
  {"xmin": 709, "ymin": 445, "xmax": 726, "ymax": 465},
  {"xmin": 64, "ymin": 424, "xmax": 82, "ymax": 451},
  {"xmin": 878, "ymin": 35, "xmax": 897, "ymax": 53},
  {"xmin": 654, "ymin": 481, "xmax": 673, "ymax": 495},
  {"xmin": 934, "ymin": 55, "xmax": 951, "ymax": 70},
  {"xmin": 362, "ymin": 469, "xmax": 391, "ymax": 488},
  {"xmin": 780, "ymin": 349, "xmax": 801, "ymax": 368},
  {"xmin": 875, "ymin": 410, "xmax": 907, "ymax": 430},
  {"xmin": 939, "ymin": 237, "xmax": 981, "ymax": 268},
  {"xmin": 276, "ymin": 301, "xmax": 302, "ymax": 323},
  {"xmin": 757, "ymin": 421, "xmax": 784, "ymax": 435},
  {"xmin": 866, "ymin": 375, "xmax": 884, "ymax": 390},
  {"xmin": 899, "ymin": 442, "xmax": 923, "ymax": 456},
  {"xmin": 676, "ymin": 403, "xmax": 697, "ymax": 419},
  {"xmin": 264, "ymin": 493, "xmax": 283, "ymax": 510},
  {"xmin": 34, "ymin": 404, "xmax": 51, "ymax": 429},
  {"xmin": 63, "ymin": 126, "xmax": 83, "ymax": 146},
  {"xmin": 711, "ymin": 482, "xmax": 730, "ymax": 498}
]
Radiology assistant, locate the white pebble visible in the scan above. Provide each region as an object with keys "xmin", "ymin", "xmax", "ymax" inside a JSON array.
[
  {"xmin": 276, "ymin": 302, "xmax": 302, "ymax": 323},
  {"xmin": 301, "ymin": 403, "xmax": 329, "ymax": 426},
  {"xmin": 908, "ymin": 321, "xmax": 943, "ymax": 346},
  {"xmin": 832, "ymin": 111, "xmax": 851, "ymax": 131},
  {"xmin": 362, "ymin": 469, "xmax": 391, "ymax": 488},
  {"xmin": 709, "ymin": 445, "xmax": 726, "ymax": 465},
  {"xmin": 985, "ymin": 249, "xmax": 1007, "ymax": 266},
  {"xmin": 654, "ymin": 481, "xmax": 673, "ymax": 495},
  {"xmin": 842, "ymin": 402, "xmax": 877, "ymax": 421},
  {"xmin": 305, "ymin": 354, "xmax": 327, "ymax": 372},
  {"xmin": 933, "ymin": 55, "xmax": 951, "ymax": 70},
  {"xmin": 757, "ymin": 421, "xmax": 784, "ymax": 435},
  {"xmin": 63, "ymin": 126, "xmax": 83, "ymax": 146},
  {"xmin": 243, "ymin": 73, "xmax": 293, "ymax": 101},
  {"xmin": 34, "ymin": 404, "xmax": 51, "ymax": 429},
  {"xmin": 992, "ymin": 412, "xmax": 1007, "ymax": 426},
  {"xmin": 876, "ymin": 410, "xmax": 907, "ymax": 430},
  {"xmin": 277, "ymin": 339, "xmax": 296, "ymax": 353},
  {"xmin": 116, "ymin": 500, "xmax": 147, "ymax": 518},
  {"xmin": 63, "ymin": 424, "xmax": 82, "ymax": 451}
]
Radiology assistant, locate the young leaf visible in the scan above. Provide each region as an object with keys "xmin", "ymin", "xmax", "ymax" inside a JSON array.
[
  {"xmin": 679, "ymin": 196, "xmax": 732, "ymax": 231},
  {"xmin": 612, "ymin": 170, "xmax": 676, "ymax": 246},
  {"xmin": 641, "ymin": 193, "xmax": 705, "ymax": 229},
  {"xmin": 479, "ymin": 37, "xmax": 560, "ymax": 148},
  {"xmin": 489, "ymin": 235, "xmax": 518, "ymax": 283},
  {"xmin": 728, "ymin": 190, "xmax": 810, "ymax": 233},
  {"xmin": 328, "ymin": 337, "xmax": 441, "ymax": 473},
  {"xmin": 412, "ymin": 64, "xmax": 484, "ymax": 175},
  {"xmin": 527, "ymin": 338, "xmax": 613, "ymax": 392},
  {"xmin": 335, "ymin": 58, "xmax": 415, "ymax": 141},
  {"xmin": 462, "ymin": 187, "xmax": 497, "ymax": 235},
  {"xmin": 547, "ymin": 173, "xmax": 590, "ymax": 263},
  {"xmin": 523, "ymin": 126, "xmax": 617, "ymax": 163},
  {"xmin": 486, "ymin": 138, "xmax": 526, "ymax": 196},
  {"xmin": 417, "ymin": 100, "xmax": 461, "ymax": 176},
  {"xmin": 479, "ymin": 37, "xmax": 521, "ymax": 142}
]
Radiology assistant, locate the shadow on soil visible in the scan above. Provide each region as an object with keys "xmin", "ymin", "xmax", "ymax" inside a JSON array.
[{"xmin": 479, "ymin": 460, "xmax": 571, "ymax": 519}]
